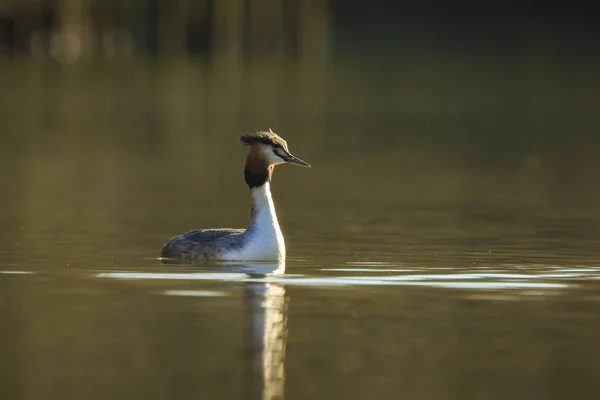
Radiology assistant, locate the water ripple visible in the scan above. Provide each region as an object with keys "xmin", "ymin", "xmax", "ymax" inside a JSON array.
[
  {"xmin": 163, "ymin": 290, "xmax": 229, "ymax": 297},
  {"xmin": 95, "ymin": 266, "xmax": 597, "ymax": 291}
]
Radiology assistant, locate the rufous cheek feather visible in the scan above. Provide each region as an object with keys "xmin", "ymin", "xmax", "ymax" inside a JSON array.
[
  {"xmin": 245, "ymin": 144, "xmax": 269, "ymax": 173},
  {"xmin": 244, "ymin": 145, "xmax": 274, "ymax": 188}
]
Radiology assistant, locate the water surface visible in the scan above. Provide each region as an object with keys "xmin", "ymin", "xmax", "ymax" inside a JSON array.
[{"xmin": 1, "ymin": 57, "xmax": 600, "ymax": 400}]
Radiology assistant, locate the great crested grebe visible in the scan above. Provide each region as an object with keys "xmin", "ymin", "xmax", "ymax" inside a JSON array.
[{"xmin": 160, "ymin": 129, "xmax": 310, "ymax": 262}]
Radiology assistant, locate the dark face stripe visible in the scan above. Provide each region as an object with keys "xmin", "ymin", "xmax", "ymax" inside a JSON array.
[{"xmin": 273, "ymin": 148, "xmax": 286, "ymax": 159}]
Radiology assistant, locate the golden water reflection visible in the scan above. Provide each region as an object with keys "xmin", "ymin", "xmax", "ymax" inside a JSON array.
[{"xmin": 104, "ymin": 262, "xmax": 290, "ymax": 400}]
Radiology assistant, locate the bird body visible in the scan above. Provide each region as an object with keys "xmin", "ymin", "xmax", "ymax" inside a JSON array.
[{"xmin": 160, "ymin": 130, "xmax": 309, "ymax": 262}]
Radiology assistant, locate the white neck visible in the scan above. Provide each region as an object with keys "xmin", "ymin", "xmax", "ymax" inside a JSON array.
[{"xmin": 243, "ymin": 182, "xmax": 285, "ymax": 261}]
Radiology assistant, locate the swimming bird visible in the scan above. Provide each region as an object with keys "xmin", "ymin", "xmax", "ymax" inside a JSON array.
[{"xmin": 160, "ymin": 129, "xmax": 310, "ymax": 262}]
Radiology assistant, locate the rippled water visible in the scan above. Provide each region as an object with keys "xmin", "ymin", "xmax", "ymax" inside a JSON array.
[
  {"xmin": 3, "ymin": 209, "xmax": 600, "ymax": 399},
  {"xmin": 2, "ymin": 56, "xmax": 600, "ymax": 399}
]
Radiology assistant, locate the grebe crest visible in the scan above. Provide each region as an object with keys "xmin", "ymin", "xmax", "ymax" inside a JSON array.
[{"xmin": 161, "ymin": 129, "xmax": 310, "ymax": 262}]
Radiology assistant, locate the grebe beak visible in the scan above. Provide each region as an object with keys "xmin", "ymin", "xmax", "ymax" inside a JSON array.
[{"xmin": 282, "ymin": 152, "xmax": 311, "ymax": 167}]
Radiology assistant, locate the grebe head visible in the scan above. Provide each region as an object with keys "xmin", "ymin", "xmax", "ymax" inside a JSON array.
[
  {"xmin": 240, "ymin": 129, "xmax": 311, "ymax": 168},
  {"xmin": 240, "ymin": 129, "xmax": 310, "ymax": 188}
]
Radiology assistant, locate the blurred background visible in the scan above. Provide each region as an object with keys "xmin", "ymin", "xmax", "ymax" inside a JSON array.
[
  {"xmin": 2, "ymin": 2, "xmax": 600, "ymax": 400},
  {"xmin": 1, "ymin": 0, "xmax": 600, "ymax": 210}
]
